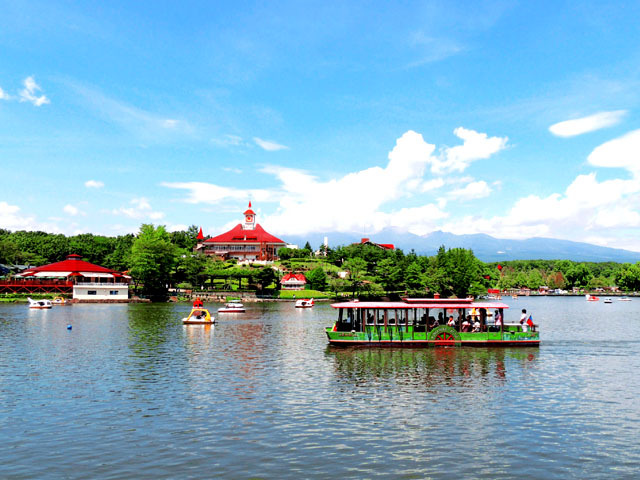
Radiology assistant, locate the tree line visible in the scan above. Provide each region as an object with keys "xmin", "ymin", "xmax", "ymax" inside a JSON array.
[{"xmin": 2, "ymin": 226, "xmax": 640, "ymax": 298}]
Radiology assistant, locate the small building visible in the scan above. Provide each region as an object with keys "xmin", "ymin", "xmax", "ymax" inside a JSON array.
[
  {"xmin": 356, "ymin": 238, "xmax": 395, "ymax": 250},
  {"xmin": 281, "ymin": 273, "xmax": 307, "ymax": 290},
  {"xmin": 196, "ymin": 202, "xmax": 287, "ymax": 262},
  {"xmin": 13, "ymin": 254, "xmax": 131, "ymax": 301}
]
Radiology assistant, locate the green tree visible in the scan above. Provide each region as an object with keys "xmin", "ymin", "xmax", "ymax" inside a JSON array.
[
  {"xmin": 306, "ymin": 266, "xmax": 328, "ymax": 290},
  {"xmin": 344, "ymin": 257, "xmax": 367, "ymax": 297},
  {"xmin": 129, "ymin": 224, "xmax": 178, "ymax": 298}
]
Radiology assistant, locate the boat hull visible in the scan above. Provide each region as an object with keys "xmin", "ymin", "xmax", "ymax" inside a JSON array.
[
  {"xmin": 183, "ymin": 320, "xmax": 215, "ymax": 325},
  {"xmin": 326, "ymin": 327, "xmax": 539, "ymax": 347}
]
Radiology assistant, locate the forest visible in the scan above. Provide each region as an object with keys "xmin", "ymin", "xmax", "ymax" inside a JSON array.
[{"xmin": 2, "ymin": 226, "xmax": 640, "ymax": 299}]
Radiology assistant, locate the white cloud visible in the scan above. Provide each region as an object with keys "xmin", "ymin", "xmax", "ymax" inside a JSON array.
[
  {"xmin": 112, "ymin": 197, "xmax": 165, "ymax": 220},
  {"xmin": 66, "ymin": 81, "xmax": 191, "ymax": 140},
  {"xmin": 0, "ymin": 87, "xmax": 10, "ymax": 100},
  {"xmin": 407, "ymin": 33, "xmax": 464, "ymax": 67},
  {"xmin": 63, "ymin": 205, "xmax": 81, "ymax": 216},
  {"xmin": 549, "ymin": 110, "xmax": 627, "ymax": 137},
  {"xmin": 587, "ymin": 128, "xmax": 640, "ymax": 174},
  {"xmin": 163, "ymin": 129, "xmax": 509, "ymax": 237},
  {"xmin": 161, "ymin": 181, "xmax": 272, "ymax": 205},
  {"xmin": 19, "ymin": 76, "xmax": 50, "ymax": 106},
  {"xmin": 448, "ymin": 180, "xmax": 491, "ymax": 201},
  {"xmin": 0, "ymin": 201, "xmax": 35, "ymax": 230},
  {"xmin": 430, "ymin": 127, "xmax": 507, "ymax": 174},
  {"xmin": 84, "ymin": 180, "xmax": 104, "ymax": 188},
  {"xmin": 254, "ymin": 137, "xmax": 289, "ymax": 151},
  {"xmin": 212, "ymin": 134, "xmax": 244, "ymax": 148}
]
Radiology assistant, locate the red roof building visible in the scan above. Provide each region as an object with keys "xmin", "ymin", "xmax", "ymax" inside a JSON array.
[
  {"xmin": 356, "ymin": 238, "xmax": 395, "ymax": 250},
  {"xmin": 11, "ymin": 254, "xmax": 130, "ymax": 301},
  {"xmin": 196, "ymin": 202, "xmax": 287, "ymax": 262},
  {"xmin": 280, "ymin": 273, "xmax": 307, "ymax": 290}
]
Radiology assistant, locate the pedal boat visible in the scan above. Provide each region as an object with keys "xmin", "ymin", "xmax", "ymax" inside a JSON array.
[
  {"xmin": 295, "ymin": 298, "xmax": 314, "ymax": 308},
  {"xmin": 182, "ymin": 307, "xmax": 215, "ymax": 325},
  {"xmin": 218, "ymin": 302, "xmax": 245, "ymax": 313},
  {"xmin": 28, "ymin": 298, "xmax": 53, "ymax": 309}
]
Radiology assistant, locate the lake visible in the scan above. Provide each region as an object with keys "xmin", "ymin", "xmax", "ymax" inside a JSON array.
[{"xmin": 1, "ymin": 296, "xmax": 639, "ymax": 479}]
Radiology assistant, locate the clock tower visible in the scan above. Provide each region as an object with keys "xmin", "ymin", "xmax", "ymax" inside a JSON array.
[{"xmin": 243, "ymin": 202, "xmax": 256, "ymax": 230}]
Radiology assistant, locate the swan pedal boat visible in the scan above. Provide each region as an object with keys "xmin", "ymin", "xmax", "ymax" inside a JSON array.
[
  {"xmin": 295, "ymin": 298, "xmax": 314, "ymax": 308},
  {"xmin": 182, "ymin": 308, "xmax": 215, "ymax": 325},
  {"xmin": 52, "ymin": 296, "xmax": 69, "ymax": 305},
  {"xmin": 28, "ymin": 298, "xmax": 53, "ymax": 309}
]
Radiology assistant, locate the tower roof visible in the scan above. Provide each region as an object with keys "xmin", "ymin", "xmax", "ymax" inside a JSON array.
[
  {"xmin": 244, "ymin": 201, "xmax": 256, "ymax": 216},
  {"xmin": 196, "ymin": 227, "xmax": 205, "ymax": 240}
]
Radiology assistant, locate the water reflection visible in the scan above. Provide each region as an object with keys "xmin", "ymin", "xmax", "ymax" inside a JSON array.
[{"xmin": 326, "ymin": 346, "xmax": 539, "ymax": 387}]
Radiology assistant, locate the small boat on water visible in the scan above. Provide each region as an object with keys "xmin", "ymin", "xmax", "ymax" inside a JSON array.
[
  {"xmin": 586, "ymin": 294, "xmax": 599, "ymax": 302},
  {"xmin": 218, "ymin": 302, "xmax": 245, "ymax": 313},
  {"xmin": 28, "ymin": 298, "xmax": 52, "ymax": 309},
  {"xmin": 182, "ymin": 307, "xmax": 215, "ymax": 325},
  {"xmin": 619, "ymin": 296, "xmax": 632, "ymax": 302},
  {"xmin": 52, "ymin": 296, "xmax": 69, "ymax": 305},
  {"xmin": 295, "ymin": 298, "xmax": 314, "ymax": 308},
  {"xmin": 604, "ymin": 298, "xmax": 613, "ymax": 304}
]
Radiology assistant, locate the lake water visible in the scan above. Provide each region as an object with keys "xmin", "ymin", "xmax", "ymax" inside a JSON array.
[{"xmin": 1, "ymin": 297, "xmax": 639, "ymax": 479}]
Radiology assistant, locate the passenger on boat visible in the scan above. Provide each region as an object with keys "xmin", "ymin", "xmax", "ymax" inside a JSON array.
[
  {"xmin": 520, "ymin": 309, "xmax": 528, "ymax": 332},
  {"xmin": 462, "ymin": 317, "xmax": 471, "ymax": 332},
  {"xmin": 437, "ymin": 312, "xmax": 444, "ymax": 325},
  {"xmin": 472, "ymin": 318, "xmax": 481, "ymax": 332},
  {"xmin": 494, "ymin": 310, "xmax": 502, "ymax": 327},
  {"xmin": 430, "ymin": 316, "xmax": 439, "ymax": 329},
  {"xmin": 447, "ymin": 316, "xmax": 456, "ymax": 327}
]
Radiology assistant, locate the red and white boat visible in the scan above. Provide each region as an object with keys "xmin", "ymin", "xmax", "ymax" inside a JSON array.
[
  {"xmin": 586, "ymin": 294, "xmax": 599, "ymax": 301},
  {"xmin": 218, "ymin": 302, "xmax": 245, "ymax": 313},
  {"xmin": 295, "ymin": 298, "xmax": 314, "ymax": 308}
]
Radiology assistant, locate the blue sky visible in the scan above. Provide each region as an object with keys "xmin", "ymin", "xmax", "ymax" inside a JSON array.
[{"xmin": 2, "ymin": 1, "xmax": 640, "ymax": 251}]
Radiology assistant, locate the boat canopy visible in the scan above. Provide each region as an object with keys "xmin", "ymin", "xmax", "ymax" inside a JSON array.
[{"xmin": 331, "ymin": 300, "xmax": 509, "ymax": 310}]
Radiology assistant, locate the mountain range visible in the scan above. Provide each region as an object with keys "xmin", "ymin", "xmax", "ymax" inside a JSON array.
[{"xmin": 282, "ymin": 229, "xmax": 640, "ymax": 263}]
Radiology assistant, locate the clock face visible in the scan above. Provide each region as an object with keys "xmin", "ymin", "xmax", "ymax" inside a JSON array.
[{"xmin": 246, "ymin": 215, "xmax": 252, "ymax": 222}]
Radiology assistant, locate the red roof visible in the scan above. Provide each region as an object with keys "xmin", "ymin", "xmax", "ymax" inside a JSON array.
[
  {"xmin": 204, "ymin": 223, "xmax": 286, "ymax": 245},
  {"xmin": 21, "ymin": 254, "xmax": 120, "ymax": 275},
  {"xmin": 281, "ymin": 273, "xmax": 307, "ymax": 284},
  {"xmin": 196, "ymin": 227, "xmax": 205, "ymax": 240},
  {"xmin": 357, "ymin": 238, "xmax": 395, "ymax": 250}
]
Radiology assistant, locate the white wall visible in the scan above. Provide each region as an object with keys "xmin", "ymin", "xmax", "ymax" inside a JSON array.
[{"xmin": 73, "ymin": 285, "xmax": 129, "ymax": 301}]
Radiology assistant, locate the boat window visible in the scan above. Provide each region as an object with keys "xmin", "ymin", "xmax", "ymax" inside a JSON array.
[
  {"xmin": 376, "ymin": 310, "xmax": 385, "ymax": 325},
  {"xmin": 366, "ymin": 310, "xmax": 375, "ymax": 325},
  {"xmin": 338, "ymin": 308, "xmax": 343, "ymax": 323},
  {"xmin": 398, "ymin": 309, "xmax": 407, "ymax": 325}
]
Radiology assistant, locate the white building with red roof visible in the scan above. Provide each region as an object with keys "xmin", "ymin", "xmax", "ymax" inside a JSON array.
[
  {"xmin": 280, "ymin": 273, "xmax": 307, "ymax": 290},
  {"xmin": 196, "ymin": 202, "xmax": 287, "ymax": 262},
  {"xmin": 17, "ymin": 254, "xmax": 130, "ymax": 301}
]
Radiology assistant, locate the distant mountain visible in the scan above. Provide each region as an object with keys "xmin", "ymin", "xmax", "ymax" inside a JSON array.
[{"xmin": 281, "ymin": 229, "xmax": 640, "ymax": 263}]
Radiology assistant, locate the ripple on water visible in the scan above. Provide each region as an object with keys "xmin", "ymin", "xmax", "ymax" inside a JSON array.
[{"xmin": 1, "ymin": 299, "xmax": 640, "ymax": 478}]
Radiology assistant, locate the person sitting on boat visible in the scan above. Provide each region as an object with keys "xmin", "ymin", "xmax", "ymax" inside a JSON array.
[
  {"xmin": 447, "ymin": 315, "xmax": 456, "ymax": 327},
  {"xmin": 437, "ymin": 312, "xmax": 444, "ymax": 325},
  {"xmin": 472, "ymin": 318, "xmax": 481, "ymax": 332},
  {"xmin": 520, "ymin": 309, "xmax": 528, "ymax": 332},
  {"xmin": 430, "ymin": 316, "xmax": 439, "ymax": 329},
  {"xmin": 462, "ymin": 317, "xmax": 471, "ymax": 332},
  {"xmin": 494, "ymin": 310, "xmax": 502, "ymax": 327}
]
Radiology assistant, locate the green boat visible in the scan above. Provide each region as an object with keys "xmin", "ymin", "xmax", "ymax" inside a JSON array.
[{"xmin": 326, "ymin": 297, "xmax": 539, "ymax": 347}]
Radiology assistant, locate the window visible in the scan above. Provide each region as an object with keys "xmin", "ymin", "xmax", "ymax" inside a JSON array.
[
  {"xmin": 110, "ymin": 290, "xmax": 119, "ymax": 295},
  {"xmin": 88, "ymin": 290, "xmax": 97, "ymax": 295}
]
